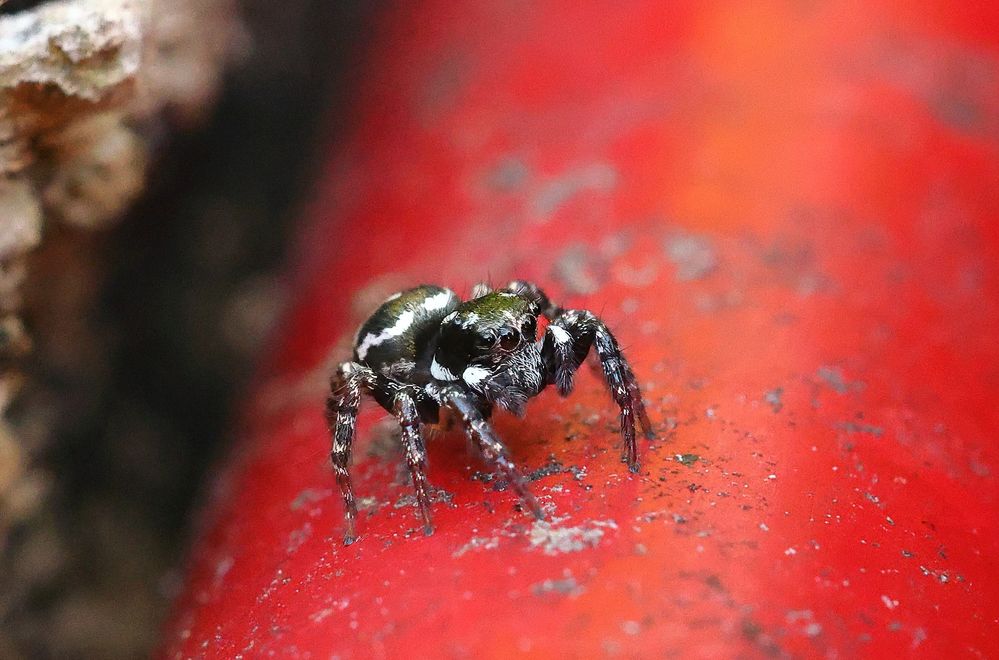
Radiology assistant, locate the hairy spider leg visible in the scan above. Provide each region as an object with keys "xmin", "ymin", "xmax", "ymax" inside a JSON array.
[
  {"xmin": 619, "ymin": 354, "xmax": 654, "ymax": 440},
  {"xmin": 446, "ymin": 389, "xmax": 545, "ymax": 520},
  {"xmin": 328, "ymin": 363, "xmax": 437, "ymax": 544},
  {"xmin": 505, "ymin": 280, "xmax": 654, "ymax": 468},
  {"xmin": 393, "ymin": 392, "xmax": 434, "ymax": 536},
  {"xmin": 543, "ymin": 310, "xmax": 653, "ymax": 472},
  {"xmin": 325, "ymin": 362, "xmax": 375, "ymax": 544},
  {"xmin": 504, "ymin": 280, "xmax": 562, "ymax": 317}
]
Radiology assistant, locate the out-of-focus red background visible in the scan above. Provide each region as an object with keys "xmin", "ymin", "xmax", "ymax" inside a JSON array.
[{"xmin": 162, "ymin": 2, "xmax": 998, "ymax": 657}]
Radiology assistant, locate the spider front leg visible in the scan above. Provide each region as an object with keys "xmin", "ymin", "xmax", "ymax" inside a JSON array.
[
  {"xmin": 542, "ymin": 310, "xmax": 654, "ymax": 472},
  {"xmin": 445, "ymin": 389, "xmax": 545, "ymax": 520},
  {"xmin": 504, "ymin": 280, "xmax": 562, "ymax": 317},
  {"xmin": 326, "ymin": 362, "xmax": 376, "ymax": 544}
]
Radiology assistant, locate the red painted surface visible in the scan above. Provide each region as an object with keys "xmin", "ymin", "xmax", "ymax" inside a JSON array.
[{"xmin": 160, "ymin": 2, "xmax": 999, "ymax": 658}]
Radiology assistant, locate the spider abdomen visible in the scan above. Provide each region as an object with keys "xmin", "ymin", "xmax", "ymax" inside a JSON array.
[{"xmin": 353, "ymin": 285, "xmax": 459, "ymax": 376}]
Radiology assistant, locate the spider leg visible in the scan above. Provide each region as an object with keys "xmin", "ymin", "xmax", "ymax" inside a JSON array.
[
  {"xmin": 503, "ymin": 280, "xmax": 562, "ymax": 318},
  {"xmin": 392, "ymin": 391, "xmax": 434, "ymax": 535},
  {"xmin": 328, "ymin": 364, "xmax": 439, "ymax": 542},
  {"xmin": 445, "ymin": 388, "xmax": 545, "ymax": 520},
  {"xmin": 504, "ymin": 280, "xmax": 653, "ymax": 467},
  {"xmin": 543, "ymin": 310, "xmax": 654, "ymax": 472},
  {"xmin": 326, "ymin": 361, "xmax": 376, "ymax": 544},
  {"xmin": 619, "ymin": 354, "xmax": 654, "ymax": 440}
]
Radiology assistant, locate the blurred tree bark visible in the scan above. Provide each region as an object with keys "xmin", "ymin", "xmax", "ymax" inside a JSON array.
[{"xmin": 0, "ymin": 0, "xmax": 243, "ymax": 656}]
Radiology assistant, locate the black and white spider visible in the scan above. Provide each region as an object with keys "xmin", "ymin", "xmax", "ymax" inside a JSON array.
[{"xmin": 326, "ymin": 280, "xmax": 654, "ymax": 544}]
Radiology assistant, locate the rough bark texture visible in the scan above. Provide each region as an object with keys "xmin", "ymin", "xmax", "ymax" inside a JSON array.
[{"xmin": 0, "ymin": 0, "xmax": 243, "ymax": 656}]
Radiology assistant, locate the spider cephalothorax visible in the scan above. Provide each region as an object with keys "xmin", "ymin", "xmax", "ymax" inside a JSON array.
[
  {"xmin": 430, "ymin": 291, "xmax": 545, "ymax": 414},
  {"xmin": 326, "ymin": 280, "xmax": 654, "ymax": 544}
]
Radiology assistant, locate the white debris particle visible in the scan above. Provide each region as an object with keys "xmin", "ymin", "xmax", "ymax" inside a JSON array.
[
  {"xmin": 308, "ymin": 599, "xmax": 349, "ymax": 623},
  {"xmin": 622, "ymin": 620, "xmax": 641, "ymax": 636},
  {"xmin": 881, "ymin": 595, "xmax": 899, "ymax": 610},
  {"xmin": 213, "ymin": 556, "xmax": 234, "ymax": 585},
  {"xmin": 785, "ymin": 547, "xmax": 797, "ymax": 556},
  {"xmin": 665, "ymin": 232, "xmax": 717, "ymax": 281},
  {"xmin": 290, "ymin": 488, "xmax": 331, "ymax": 511},
  {"xmin": 529, "ymin": 519, "xmax": 616, "ymax": 555},
  {"xmin": 759, "ymin": 522, "xmax": 770, "ymax": 532},
  {"xmin": 531, "ymin": 573, "xmax": 584, "ymax": 597},
  {"xmin": 453, "ymin": 536, "xmax": 500, "ymax": 558},
  {"xmin": 767, "ymin": 474, "xmax": 777, "ymax": 480},
  {"xmin": 286, "ymin": 522, "xmax": 313, "ymax": 554}
]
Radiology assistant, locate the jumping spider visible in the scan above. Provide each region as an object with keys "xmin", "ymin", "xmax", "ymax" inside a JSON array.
[{"xmin": 326, "ymin": 280, "xmax": 653, "ymax": 544}]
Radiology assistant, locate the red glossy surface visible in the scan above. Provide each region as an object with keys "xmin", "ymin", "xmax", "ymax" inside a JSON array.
[{"xmin": 161, "ymin": 2, "xmax": 999, "ymax": 657}]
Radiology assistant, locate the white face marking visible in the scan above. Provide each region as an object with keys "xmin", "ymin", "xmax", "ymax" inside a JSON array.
[
  {"xmin": 423, "ymin": 382, "xmax": 446, "ymax": 403},
  {"xmin": 422, "ymin": 290, "xmax": 454, "ymax": 312},
  {"xmin": 462, "ymin": 365, "xmax": 490, "ymax": 389},
  {"xmin": 430, "ymin": 357, "xmax": 459, "ymax": 381},
  {"xmin": 356, "ymin": 309, "xmax": 415, "ymax": 360},
  {"xmin": 549, "ymin": 325, "xmax": 572, "ymax": 345},
  {"xmin": 384, "ymin": 291, "xmax": 403, "ymax": 302},
  {"xmin": 443, "ymin": 311, "xmax": 457, "ymax": 323}
]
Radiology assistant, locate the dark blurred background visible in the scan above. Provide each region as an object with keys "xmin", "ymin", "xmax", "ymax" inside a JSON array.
[{"xmin": 2, "ymin": 1, "xmax": 374, "ymax": 656}]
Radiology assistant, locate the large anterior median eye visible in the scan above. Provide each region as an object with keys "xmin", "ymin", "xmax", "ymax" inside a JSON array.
[
  {"xmin": 473, "ymin": 331, "xmax": 496, "ymax": 351},
  {"xmin": 498, "ymin": 327, "xmax": 520, "ymax": 350}
]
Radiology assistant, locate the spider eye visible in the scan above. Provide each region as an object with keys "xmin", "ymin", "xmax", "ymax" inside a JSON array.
[
  {"xmin": 498, "ymin": 327, "xmax": 520, "ymax": 351},
  {"xmin": 473, "ymin": 331, "xmax": 496, "ymax": 351}
]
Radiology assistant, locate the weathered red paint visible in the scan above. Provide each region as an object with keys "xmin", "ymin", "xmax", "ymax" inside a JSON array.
[{"xmin": 160, "ymin": 2, "xmax": 999, "ymax": 657}]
